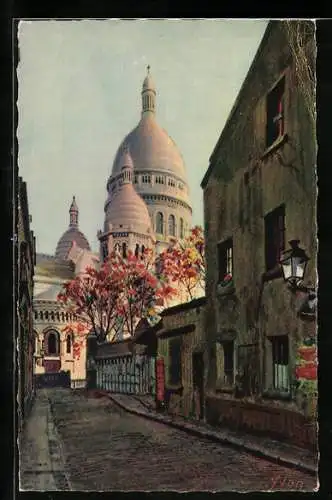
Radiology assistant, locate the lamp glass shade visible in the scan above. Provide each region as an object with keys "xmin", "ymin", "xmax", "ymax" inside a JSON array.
[
  {"xmin": 293, "ymin": 256, "xmax": 307, "ymax": 280},
  {"xmin": 281, "ymin": 255, "xmax": 293, "ymax": 280},
  {"xmin": 280, "ymin": 241, "xmax": 309, "ymax": 284}
]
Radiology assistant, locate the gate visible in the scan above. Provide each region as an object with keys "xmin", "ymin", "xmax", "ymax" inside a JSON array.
[
  {"xmin": 35, "ymin": 371, "xmax": 71, "ymax": 389},
  {"xmin": 96, "ymin": 355, "xmax": 156, "ymax": 395}
]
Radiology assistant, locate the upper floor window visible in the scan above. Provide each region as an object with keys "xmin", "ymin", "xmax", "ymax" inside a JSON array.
[
  {"xmin": 217, "ymin": 238, "xmax": 233, "ymax": 282},
  {"xmin": 168, "ymin": 215, "xmax": 176, "ymax": 237},
  {"xmin": 156, "ymin": 212, "xmax": 164, "ymax": 234},
  {"xmin": 271, "ymin": 335, "xmax": 289, "ymax": 392},
  {"xmin": 264, "ymin": 205, "xmax": 285, "ymax": 271},
  {"xmin": 135, "ymin": 243, "xmax": 139, "ymax": 258},
  {"xmin": 266, "ymin": 76, "xmax": 285, "ymax": 148},
  {"xmin": 134, "ymin": 175, "xmax": 138, "ymax": 184}
]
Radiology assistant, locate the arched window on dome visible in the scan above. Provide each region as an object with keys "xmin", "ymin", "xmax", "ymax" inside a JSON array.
[
  {"xmin": 156, "ymin": 212, "xmax": 164, "ymax": 235},
  {"xmin": 135, "ymin": 244, "xmax": 139, "ymax": 258},
  {"xmin": 168, "ymin": 215, "xmax": 176, "ymax": 237},
  {"xmin": 180, "ymin": 218, "xmax": 184, "ymax": 239},
  {"xmin": 122, "ymin": 242, "xmax": 127, "ymax": 258}
]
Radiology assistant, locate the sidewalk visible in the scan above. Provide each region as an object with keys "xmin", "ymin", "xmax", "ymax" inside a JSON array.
[
  {"xmin": 94, "ymin": 390, "xmax": 317, "ymax": 476},
  {"xmin": 19, "ymin": 389, "xmax": 71, "ymax": 491}
]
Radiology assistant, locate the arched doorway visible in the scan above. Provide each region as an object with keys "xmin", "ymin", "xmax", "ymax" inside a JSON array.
[{"xmin": 43, "ymin": 329, "xmax": 61, "ymax": 373}]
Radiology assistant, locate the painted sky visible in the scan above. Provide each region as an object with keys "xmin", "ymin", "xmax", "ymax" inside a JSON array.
[{"xmin": 18, "ymin": 19, "xmax": 268, "ymax": 255}]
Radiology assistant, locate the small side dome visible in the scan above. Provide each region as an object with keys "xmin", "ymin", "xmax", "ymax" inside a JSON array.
[
  {"xmin": 55, "ymin": 196, "xmax": 91, "ymax": 260},
  {"xmin": 104, "ymin": 149, "xmax": 153, "ymax": 235},
  {"xmin": 55, "ymin": 228, "xmax": 91, "ymax": 261}
]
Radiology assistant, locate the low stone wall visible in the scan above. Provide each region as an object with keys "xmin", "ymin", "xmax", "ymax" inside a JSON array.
[{"xmin": 205, "ymin": 395, "xmax": 317, "ymax": 451}]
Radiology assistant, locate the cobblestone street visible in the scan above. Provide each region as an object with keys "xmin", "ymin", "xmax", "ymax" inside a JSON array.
[{"xmin": 20, "ymin": 389, "xmax": 317, "ymax": 492}]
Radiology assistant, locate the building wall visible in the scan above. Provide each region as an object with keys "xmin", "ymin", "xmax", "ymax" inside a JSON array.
[
  {"xmin": 33, "ymin": 303, "xmax": 87, "ymax": 384},
  {"xmin": 202, "ymin": 21, "xmax": 316, "ymax": 442},
  {"xmin": 158, "ymin": 299, "xmax": 207, "ymax": 417},
  {"xmin": 17, "ymin": 177, "xmax": 36, "ymax": 426}
]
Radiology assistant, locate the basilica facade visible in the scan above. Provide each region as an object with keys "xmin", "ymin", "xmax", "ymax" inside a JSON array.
[
  {"xmin": 98, "ymin": 67, "xmax": 192, "ymax": 260},
  {"xmin": 33, "ymin": 68, "xmax": 198, "ymax": 381}
]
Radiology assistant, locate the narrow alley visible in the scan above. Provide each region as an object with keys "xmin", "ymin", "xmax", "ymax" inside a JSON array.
[{"xmin": 19, "ymin": 389, "xmax": 317, "ymax": 492}]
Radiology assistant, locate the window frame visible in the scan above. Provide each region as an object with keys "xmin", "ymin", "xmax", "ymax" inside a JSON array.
[
  {"xmin": 217, "ymin": 238, "xmax": 233, "ymax": 283},
  {"xmin": 266, "ymin": 75, "xmax": 286, "ymax": 149},
  {"xmin": 156, "ymin": 212, "xmax": 164, "ymax": 234},
  {"xmin": 271, "ymin": 335, "xmax": 290, "ymax": 393},
  {"xmin": 264, "ymin": 204, "xmax": 285, "ymax": 272},
  {"xmin": 168, "ymin": 214, "xmax": 176, "ymax": 237}
]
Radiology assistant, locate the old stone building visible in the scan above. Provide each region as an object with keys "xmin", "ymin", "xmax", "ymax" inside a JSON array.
[
  {"xmin": 33, "ymin": 198, "xmax": 98, "ymax": 386},
  {"xmin": 17, "ymin": 177, "xmax": 36, "ymax": 426},
  {"xmin": 157, "ymin": 297, "xmax": 207, "ymax": 419},
  {"xmin": 201, "ymin": 21, "xmax": 316, "ymax": 449}
]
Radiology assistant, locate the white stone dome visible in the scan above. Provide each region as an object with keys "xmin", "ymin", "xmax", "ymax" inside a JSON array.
[
  {"xmin": 105, "ymin": 151, "xmax": 153, "ymax": 235},
  {"xmin": 112, "ymin": 113, "xmax": 187, "ymax": 180}
]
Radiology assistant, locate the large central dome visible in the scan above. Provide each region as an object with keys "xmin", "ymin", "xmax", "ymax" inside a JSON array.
[
  {"xmin": 111, "ymin": 68, "xmax": 187, "ymax": 182},
  {"xmin": 112, "ymin": 114, "xmax": 187, "ymax": 180}
]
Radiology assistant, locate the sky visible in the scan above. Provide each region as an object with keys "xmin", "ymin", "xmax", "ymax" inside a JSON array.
[{"xmin": 17, "ymin": 19, "xmax": 268, "ymax": 255}]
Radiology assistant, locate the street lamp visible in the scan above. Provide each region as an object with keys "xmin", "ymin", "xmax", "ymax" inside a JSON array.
[{"xmin": 280, "ymin": 240, "xmax": 310, "ymax": 289}]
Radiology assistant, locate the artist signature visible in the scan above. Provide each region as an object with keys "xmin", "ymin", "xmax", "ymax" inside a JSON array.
[{"xmin": 270, "ymin": 474, "xmax": 304, "ymax": 490}]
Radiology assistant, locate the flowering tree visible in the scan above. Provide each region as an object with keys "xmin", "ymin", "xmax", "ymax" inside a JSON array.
[
  {"xmin": 158, "ymin": 225, "xmax": 205, "ymax": 301},
  {"xmin": 57, "ymin": 248, "xmax": 176, "ymax": 359}
]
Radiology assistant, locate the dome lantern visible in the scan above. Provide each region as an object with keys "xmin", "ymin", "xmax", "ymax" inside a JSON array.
[
  {"xmin": 141, "ymin": 65, "xmax": 156, "ymax": 115},
  {"xmin": 69, "ymin": 195, "xmax": 79, "ymax": 227}
]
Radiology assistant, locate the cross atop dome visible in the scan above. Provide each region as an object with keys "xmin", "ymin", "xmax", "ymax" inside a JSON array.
[{"xmin": 142, "ymin": 66, "xmax": 156, "ymax": 115}]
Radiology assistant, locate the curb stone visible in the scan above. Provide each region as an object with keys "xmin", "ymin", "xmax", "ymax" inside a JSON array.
[{"xmin": 96, "ymin": 390, "xmax": 317, "ymax": 476}]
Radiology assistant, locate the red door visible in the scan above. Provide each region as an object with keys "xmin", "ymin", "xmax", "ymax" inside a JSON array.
[{"xmin": 44, "ymin": 359, "xmax": 61, "ymax": 373}]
